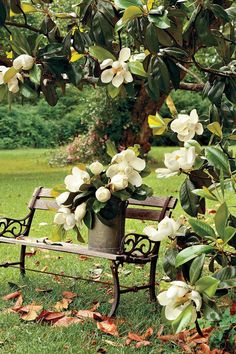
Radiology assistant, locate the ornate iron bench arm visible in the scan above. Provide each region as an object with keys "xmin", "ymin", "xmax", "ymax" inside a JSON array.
[
  {"xmin": 120, "ymin": 233, "xmax": 159, "ymax": 263},
  {"xmin": 0, "ymin": 212, "xmax": 34, "ymax": 238}
]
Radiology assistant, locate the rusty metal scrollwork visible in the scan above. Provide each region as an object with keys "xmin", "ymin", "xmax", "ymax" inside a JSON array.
[
  {"xmin": 120, "ymin": 233, "xmax": 157, "ymax": 260},
  {"xmin": 0, "ymin": 215, "xmax": 31, "ymax": 238}
]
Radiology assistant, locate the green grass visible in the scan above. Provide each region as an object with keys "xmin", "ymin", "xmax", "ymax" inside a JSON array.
[{"xmin": 0, "ymin": 147, "xmax": 233, "ymax": 354}]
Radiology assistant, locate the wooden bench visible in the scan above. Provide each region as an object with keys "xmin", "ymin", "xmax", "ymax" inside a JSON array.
[{"xmin": 0, "ymin": 187, "xmax": 177, "ymax": 316}]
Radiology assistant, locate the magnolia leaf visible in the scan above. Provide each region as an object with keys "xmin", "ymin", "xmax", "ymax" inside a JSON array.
[
  {"xmin": 172, "ymin": 304, "xmax": 193, "ymax": 334},
  {"xmin": 128, "ymin": 61, "xmax": 147, "ymax": 77},
  {"xmin": 207, "ymin": 122, "xmax": 222, "ymax": 138},
  {"xmin": 105, "ymin": 140, "xmax": 117, "ymax": 158},
  {"xmin": 10, "ymin": 2, "xmax": 37, "ymax": 16},
  {"xmin": 176, "ymin": 245, "xmax": 214, "ymax": 267},
  {"xmin": 107, "ymin": 84, "xmax": 120, "ymax": 98},
  {"xmin": 147, "ymin": 0, "xmax": 154, "ymax": 11},
  {"xmin": 205, "ymin": 146, "xmax": 230, "ymax": 175},
  {"xmin": 189, "ymin": 254, "xmax": 205, "ymax": 284},
  {"xmin": 70, "ymin": 51, "xmax": 84, "ymax": 62},
  {"xmin": 214, "ymin": 202, "xmax": 229, "ymax": 238},
  {"xmin": 74, "ymin": 225, "xmax": 85, "ymax": 243},
  {"xmin": 3, "ymin": 67, "xmax": 18, "ymax": 84},
  {"xmin": 195, "ymin": 276, "xmax": 220, "ymax": 297},
  {"xmin": 114, "ymin": 0, "xmax": 143, "ymax": 9},
  {"xmin": 188, "ymin": 219, "xmax": 216, "ymax": 239},
  {"xmin": 165, "ymin": 95, "xmax": 178, "ymax": 117},
  {"xmin": 29, "ymin": 64, "xmax": 41, "ymax": 85},
  {"xmin": 202, "ymin": 302, "xmax": 220, "ymax": 321},
  {"xmin": 51, "ymin": 224, "xmax": 66, "ymax": 242},
  {"xmin": 89, "ymin": 46, "xmax": 115, "ymax": 61},
  {"xmin": 0, "ymin": 0, "xmax": 6, "ymax": 26},
  {"xmin": 222, "ymin": 226, "xmax": 236, "ymax": 245},
  {"xmin": 180, "ymin": 178, "xmax": 200, "ymax": 217},
  {"xmin": 192, "ymin": 187, "xmax": 218, "ymax": 201},
  {"xmin": 122, "ymin": 6, "xmax": 143, "ymax": 23},
  {"xmin": 213, "ymin": 266, "xmax": 236, "ymax": 288},
  {"xmin": 148, "ymin": 114, "xmax": 167, "ymax": 135}
]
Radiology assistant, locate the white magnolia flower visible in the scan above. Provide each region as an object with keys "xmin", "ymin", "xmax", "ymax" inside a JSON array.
[
  {"xmin": 54, "ymin": 207, "xmax": 76, "ymax": 231},
  {"xmin": 111, "ymin": 149, "xmax": 146, "ymax": 171},
  {"xmin": 156, "ymin": 147, "xmax": 196, "ymax": 178},
  {"xmin": 110, "ymin": 173, "xmax": 129, "ymax": 191},
  {"xmin": 74, "ymin": 202, "xmax": 87, "ymax": 223},
  {"xmin": 0, "ymin": 66, "xmax": 23, "ymax": 93},
  {"xmin": 143, "ymin": 216, "xmax": 179, "ymax": 241},
  {"xmin": 95, "ymin": 187, "xmax": 111, "ymax": 202},
  {"xmin": 157, "ymin": 281, "xmax": 202, "ymax": 322},
  {"xmin": 100, "ymin": 47, "xmax": 133, "ymax": 88},
  {"xmin": 170, "ymin": 109, "xmax": 203, "ymax": 142},
  {"xmin": 56, "ymin": 192, "xmax": 70, "ymax": 206},
  {"xmin": 13, "ymin": 54, "xmax": 35, "ymax": 71},
  {"xmin": 89, "ymin": 161, "xmax": 104, "ymax": 175},
  {"xmin": 64, "ymin": 167, "xmax": 90, "ymax": 193}
]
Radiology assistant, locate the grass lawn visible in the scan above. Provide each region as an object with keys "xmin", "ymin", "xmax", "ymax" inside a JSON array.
[{"xmin": 0, "ymin": 147, "xmax": 233, "ymax": 354}]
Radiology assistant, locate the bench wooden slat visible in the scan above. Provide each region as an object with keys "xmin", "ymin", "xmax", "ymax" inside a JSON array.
[
  {"xmin": 28, "ymin": 199, "xmax": 59, "ymax": 210},
  {"xmin": 128, "ymin": 196, "xmax": 176, "ymax": 209},
  {"xmin": 126, "ymin": 208, "xmax": 170, "ymax": 221},
  {"xmin": 0, "ymin": 237, "xmax": 125, "ymax": 261}
]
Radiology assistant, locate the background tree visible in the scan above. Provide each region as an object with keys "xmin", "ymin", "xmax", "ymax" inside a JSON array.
[{"xmin": 0, "ymin": 0, "xmax": 235, "ymax": 152}]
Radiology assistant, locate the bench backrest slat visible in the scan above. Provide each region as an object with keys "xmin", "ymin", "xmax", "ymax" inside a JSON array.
[{"xmin": 29, "ymin": 187, "xmax": 177, "ymax": 222}]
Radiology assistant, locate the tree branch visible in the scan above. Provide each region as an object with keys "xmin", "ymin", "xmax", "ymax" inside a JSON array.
[
  {"xmin": 192, "ymin": 55, "xmax": 236, "ymax": 78},
  {"xmin": 5, "ymin": 21, "xmax": 41, "ymax": 34},
  {"xmin": 179, "ymin": 82, "xmax": 204, "ymax": 92}
]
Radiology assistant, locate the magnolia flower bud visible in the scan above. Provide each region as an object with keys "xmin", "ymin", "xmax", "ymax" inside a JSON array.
[
  {"xmin": 95, "ymin": 187, "xmax": 111, "ymax": 203},
  {"xmin": 56, "ymin": 192, "xmax": 70, "ymax": 206},
  {"xmin": 89, "ymin": 161, "xmax": 104, "ymax": 175},
  {"xmin": 75, "ymin": 202, "xmax": 87, "ymax": 222},
  {"xmin": 110, "ymin": 173, "xmax": 129, "ymax": 191},
  {"xmin": 13, "ymin": 54, "xmax": 35, "ymax": 71}
]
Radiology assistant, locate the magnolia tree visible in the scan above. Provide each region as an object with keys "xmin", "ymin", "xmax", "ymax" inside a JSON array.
[{"xmin": 0, "ymin": 0, "xmax": 235, "ymax": 336}]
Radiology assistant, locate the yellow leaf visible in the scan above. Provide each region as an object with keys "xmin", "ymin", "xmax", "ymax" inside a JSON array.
[
  {"xmin": 70, "ymin": 50, "xmax": 84, "ymax": 62},
  {"xmin": 207, "ymin": 122, "xmax": 222, "ymax": 138},
  {"xmin": 6, "ymin": 51, "xmax": 13, "ymax": 59},
  {"xmin": 3, "ymin": 67, "xmax": 18, "ymax": 84},
  {"xmin": 122, "ymin": 6, "xmax": 143, "ymax": 23},
  {"xmin": 165, "ymin": 95, "xmax": 178, "ymax": 117},
  {"xmin": 148, "ymin": 114, "xmax": 167, "ymax": 135},
  {"xmin": 10, "ymin": 3, "xmax": 37, "ymax": 16},
  {"xmin": 228, "ymin": 135, "xmax": 236, "ymax": 141},
  {"xmin": 147, "ymin": 0, "xmax": 154, "ymax": 11}
]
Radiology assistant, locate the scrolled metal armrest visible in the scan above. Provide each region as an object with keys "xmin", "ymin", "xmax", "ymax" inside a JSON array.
[
  {"xmin": 120, "ymin": 233, "xmax": 158, "ymax": 260},
  {"xmin": 0, "ymin": 214, "xmax": 32, "ymax": 238}
]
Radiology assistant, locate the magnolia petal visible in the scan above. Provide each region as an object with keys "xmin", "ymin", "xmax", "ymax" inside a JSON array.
[
  {"xmin": 143, "ymin": 225, "xmax": 158, "ymax": 239},
  {"xmin": 128, "ymin": 157, "xmax": 146, "ymax": 172},
  {"xmin": 56, "ymin": 192, "xmax": 70, "ymax": 206},
  {"xmin": 189, "ymin": 109, "xmax": 199, "ymax": 124},
  {"xmin": 177, "ymin": 132, "xmax": 195, "ymax": 142},
  {"xmin": 74, "ymin": 202, "xmax": 87, "ymax": 222},
  {"xmin": 112, "ymin": 73, "xmax": 124, "ymax": 88},
  {"xmin": 106, "ymin": 164, "xmax": 120, "ymax": 178},
  {"xmin": 127, "ymin": 170, "xmax": 142, "ymax": 187},
  {"xmin": 100, "ymin": 58, "xmax": 113, "ymax": 70},
  {"xmin": 119, "ymin": 47, "xmax": 131, "ymax": 62},
  {"xmin": 195, "ymin": 123, "xmax": 204, "ymax": 135},
  {"xmin": 66, "ymin": 214, "xmax": 76, "ymax": 227},
  {"xmin": 165, "ymin": 303, "xmax": 189, "ymax": 321},
  {"xmin": 157, "ymin": 291, "xmax": 170, "ymax": 306},
  {"xmin": 101, "ymin": 69, "xmax": 114, "ymax": 83},
  {"xmin": 155, "ymin": 168, "xmax": 177, "ymax": 178},
  {"xmin": 124, "ymin": 70, "xmax": 133, "ymax": 83},
  {"xmin": 72, "ymin": 167, "xmax": 90, "ymax": 180},
  {"xmin": 54, "ymin": 213, "xmax": 66, "ymax": 225}
]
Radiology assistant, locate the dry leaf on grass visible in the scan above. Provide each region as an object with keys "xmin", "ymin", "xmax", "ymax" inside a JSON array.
[
  {"xmin": 127, "ymin": 327, "xmax": 154, "ymax": 343},
  {"xmin": 25, "ymin": 248, "xmax": 36, "ymax": 257},
  {"xmin": 2, "ymin": 291, "xmax": 21, "ymax": 301},
  {"xmin": 53, "ymin": 316, "xmax": 82, "ymax": 327},
  {"xmin": 55, "ymin": 298, "xmax": 72, "ymax": 311},
  {"xmin": 40, "ymin": 266, "xmax": 48, "ymax": 272},
  {"xmin": 12, "ymin": 294, "xmax": 23, "ymax": 309},
  {"xmin": 38, "ymin": 311, "xmax": 65, "ymax": 323},
  {"xmin": 97, "ymin": 319, "xmax": 119, "ymax": 337},
  {"xmin": 76, "ymin": 310, "xmax": 102, "ymax": 320},
  {"xmin": 62, "ymin": 291, "xmax": 77, "ymax": 299},
  {"xmin": 135, "ymin": 341, "xmax": 151, "ymax": 348},
  {"xmin": 35, "ymin": 288, "xmax": 53, "ymax": 293},
  {"xmin": 21, "ymin": 310, "xmax": 39, "ymax": 321}
]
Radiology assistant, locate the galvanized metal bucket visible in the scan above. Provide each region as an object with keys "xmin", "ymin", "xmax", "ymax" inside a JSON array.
[{"xmin": 88, "ymin": 202, "xmax": 127, "ymax": 254}]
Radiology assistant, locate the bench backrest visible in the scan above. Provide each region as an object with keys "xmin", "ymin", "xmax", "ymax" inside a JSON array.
[{"xmin": 29, "ymin": 187, "xmax": 177, "ymax": 223}]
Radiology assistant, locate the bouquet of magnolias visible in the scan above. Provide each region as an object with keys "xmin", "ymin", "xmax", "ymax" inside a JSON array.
[{"xmin": 52, "ymin": 147, "xmax": 152, "ymax": 241}]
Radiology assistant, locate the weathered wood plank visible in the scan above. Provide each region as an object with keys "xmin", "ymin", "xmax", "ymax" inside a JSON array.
[
  {"xmin": 0, "ymin": 237, "xmax": 125, "ymax": 261},
  {"xmin": 126, "ymin": 208, "xmax": 170, "ymax": 221}
]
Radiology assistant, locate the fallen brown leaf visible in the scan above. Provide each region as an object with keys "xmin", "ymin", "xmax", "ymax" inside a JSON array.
[
  {"xmin": 62, "ymin": 291, "xmax": 77, "ymax": 299},
  {"xmin": 21, "ymin": 310, "xmax": 38, "ymax": 321},
  {"xmin": 97, "ymin": 319, "xmax": 119, "ymax": 337},
  {"xmin": 128, "ymin": 332, "xmax": 143, "ymax": 342},
  {"xmin": 89, "ymin": 301, "xmax": 100, "ymax": 312},
  {"xmin": 55, "ymin": 298, "xmax": 72, "ymax": 311},
  {"xmin": 13, "ymin": 294, "xmax": 23, "ymax": 309},
  {"xmin": 143, "ymin": 327, "xmax": 154, "ymax": 339},
  {"xmin": 135, "ymin": 341, "xmax": 151, "ymax": 348},
  {"xmin": 25, "ymin": 248, "xmax": 36, "ymax": 257},
  {"xmin": 230, "ymin": 301, "xmax": 236, "ymax": 315},
  {"xmin": 35, "ymin": 288, "xmax": 53, "ymax": 293},
  {"xmin": 53, "ymin": 316, "xmax": 82, "ymax": 327},
  {"xmin": 2, "ymin": 290, "xmax": 21, "ymax": 301},
  {"xmin": 40, "ymin": 266, "xmax": 48, "ymax": 272},
  {"xmin": 78, "ymin": 255, "xmax": 89, "ymax": 261},
  {"xmin": 76, "ymin": 310, "xmax": 102, "ymax": 320},
  {"xmin": 44, "ymin": 312, "xmax": 65, "ymax": 322}
]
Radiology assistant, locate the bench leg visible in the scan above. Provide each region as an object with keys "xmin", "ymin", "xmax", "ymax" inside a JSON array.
[
  {"xmin": 149, "ymin": 257, "xmax": 158, "ymax": 302},
  {"xmin": 108, "ymin": 261, "xmax": 120, "ymax": 317},
  {"xmin": 20, "ymin": 245, "xmax": 26, "ymax": 276}
]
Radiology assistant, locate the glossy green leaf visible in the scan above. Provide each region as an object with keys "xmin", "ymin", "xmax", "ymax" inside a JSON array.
[
  {"xmin": 189, "ymin": 254, "xmax": 205, "ymax": 284},
  {"xmin": 195, "ymin": 276, "xmax": 220, "ymax": 297},
  {"xmin": 148, "ymin": 11, "xmax": 171, "ymax": 29},
  {"xmin": 180, "ymin": 178, "xmax": 200, "ymax": 217},
  {"xmin": 114, "ymin": 0, "xmax": 142, "ymax": 9},
  {"xmin": 176, "ymin": 245, "xmax": 214, "ymax": 267},
  {"xmin": 107, "ymin": 84, "xmax": 120, "ymax": 98},
  {"xmin": 0, "ymin": 0, "xmax": 7, "ymax": 26},
  {"xmin": 83, "ymin": 210, "xmax": 93, "ymax": 229},
  {"xmin": 105, "ymin": 140, "xmax": 117, "ymax": 158},
  {"xmin": 188, "ymin": 219, "xmax": 216, "ymax": 239},
  {"xmin": 172, "ymin": 305, "xmax": 193, "ymax": 334},
  {"xmin": 213, "ymin": 266, "xmax": 236, "ymax": 288},
  {"xmin": 205, "ymin": 147, "xmax": 230, "ymax": 174},
  {"xmin": 214, "ymin": 202, "xmax": 229, "ymax": 238},
  {"xmin": 144, "ymin": 23, "xmax": 159, "ymax": 53},
  {"xmin": 128, "ymin": 61, "xmax": 147, "ymax": 77},
  {"xmin": 202, "ymin": 302, "xmax": 220, "ymax": 321},
  {"xmin": 222, "ymin": 226, "xmax": 236, "ymax": 245},
  {"xmin": 210, "ymin": 4, "xmax": 230, "ymax": 22},
  {"xmin": 122, "ymin": 6, "xmax": 143, "ymax": 22},
  {"xmin": 29, "ymin": 65, "xmax": 41, "ymax": 85},
  {"xmin": 207, "ymin": 122, "xmax": 222, "ymax": 138},
  {"xmin": 89, "ymin": 46, "xmax": 115, "ymax": 61},
  {"xmin": 192, "ymin": 187, "xmax": 218, "ymax": 201}
]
